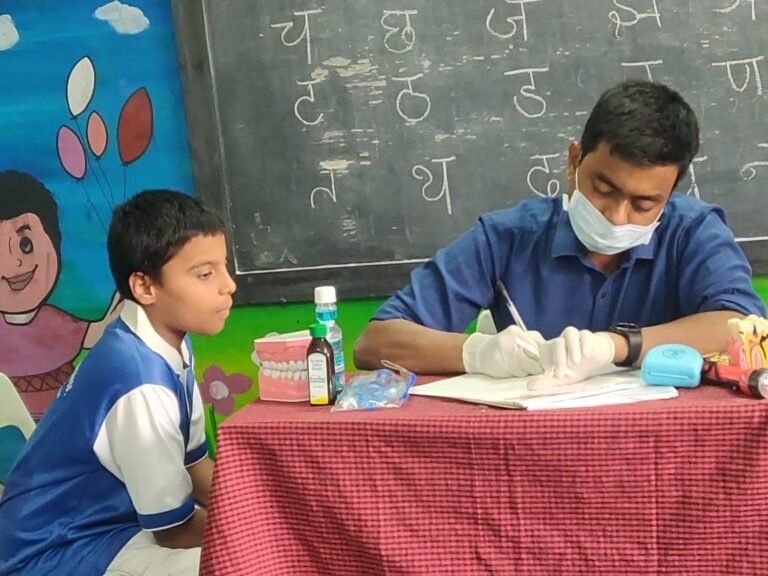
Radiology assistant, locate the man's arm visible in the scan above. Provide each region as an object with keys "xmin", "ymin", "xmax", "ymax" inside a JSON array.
[
  {"xmin": 607, "ymin": 310, "xmax": 745, "ymax": 365},
  {"xmin": 187, "ymin": 456, "xmax": 213, "ymax": 509},
  {"xmin": 533, "ymin": 206, "xmax": 763, "ymax": 387},
  {"xmin": 355, "ymin": 319, "xmax": 546, "ymax": 378},
  {"xmin": 354, "ymin": 319, "xmax": 469, "ymax": 374},
  {"xmin": 355, "ymin": 219, "xmax": 504, "ymax": 373},
  {"xmin": 613, "ymin": 208, "xmax": 765, "ymax": 364}
]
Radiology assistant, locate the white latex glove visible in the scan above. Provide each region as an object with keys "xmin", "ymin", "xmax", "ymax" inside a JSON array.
[
  {"xmin": 462, "ymin": 325, "xmax": 545, "ymax": 378},
  {"xmin": 527, "ymin": 327, "xmax": 615, "ymax": 390},
  {"xmin": 475, "ymin": 309, "xmax": 498, "ymax": 335}
]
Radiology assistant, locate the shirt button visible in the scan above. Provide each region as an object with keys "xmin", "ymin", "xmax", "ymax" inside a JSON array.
[{"xmin": 600, "ymin": 293, "xmax": 607, "ymax": 299}]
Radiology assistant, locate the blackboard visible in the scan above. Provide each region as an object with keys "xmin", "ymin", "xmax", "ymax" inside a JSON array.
[{"xmin": 171, "ymin": 0, "xmax": 768, "ymax": 304}]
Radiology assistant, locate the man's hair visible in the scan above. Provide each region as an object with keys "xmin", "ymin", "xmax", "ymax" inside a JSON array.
[
  {"xmin": 0, "ymin": 170, "xmax": 62, "ymax": 261},
  {"xmin": 108, "ymin": 190, "xmax": 226, "ymax": 301},
  {"xmin": 580, "ymin": 80, "xmax": 700, "ymax": 187}
]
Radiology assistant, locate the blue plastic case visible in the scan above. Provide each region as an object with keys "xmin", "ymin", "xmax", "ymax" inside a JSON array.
[{"xmin": 641, "ymin": 344, "xmax": 704, "ymax": 388}]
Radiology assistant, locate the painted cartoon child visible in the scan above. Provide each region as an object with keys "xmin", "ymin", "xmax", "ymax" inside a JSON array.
[{"xmin": 0, "ymin": 170, "xmax": 120, "ymax": 418}]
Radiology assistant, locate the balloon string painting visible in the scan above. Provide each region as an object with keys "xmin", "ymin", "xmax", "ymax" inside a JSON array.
[{"xmin": 56, "ymin": 56, "xmax": 154, "ymax": 231}]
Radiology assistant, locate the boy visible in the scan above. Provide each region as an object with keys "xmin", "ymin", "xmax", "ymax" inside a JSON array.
[{"xmin": 0, "ymin": 190, "xmax": 236, "ymax": 575}]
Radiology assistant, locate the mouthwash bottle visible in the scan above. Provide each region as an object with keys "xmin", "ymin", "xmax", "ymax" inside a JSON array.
[
  {"xmin": 306, "ymin": 323, "xmax": 336, "ymax": 406},
  {"xmin": 314, "ymin": 286, "xmax": 345, "ymax": 393}
]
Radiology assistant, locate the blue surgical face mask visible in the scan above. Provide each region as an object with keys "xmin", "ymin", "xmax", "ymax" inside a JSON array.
[{"xmin": 563, "ymin": 167, "xmax": 662, "ymax": 255}]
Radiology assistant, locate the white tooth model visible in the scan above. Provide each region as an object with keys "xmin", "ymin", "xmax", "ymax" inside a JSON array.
[{"xmin": 253, "ymin": 330, "xmax": 312, "ymax": 402}]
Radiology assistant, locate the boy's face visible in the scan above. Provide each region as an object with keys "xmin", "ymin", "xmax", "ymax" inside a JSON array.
[
  {"xmin": 0, "ymin": 212, "xmax": 59, "ymax": 314},
  {"xmin": 138, "ymin": 233, "xmax": 236, "ymax": 347}
]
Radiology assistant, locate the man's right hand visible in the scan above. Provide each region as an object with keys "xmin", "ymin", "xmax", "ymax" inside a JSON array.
[{"xmin": 462, "ymin": 325, "xmax": 545, "ymax": 378}]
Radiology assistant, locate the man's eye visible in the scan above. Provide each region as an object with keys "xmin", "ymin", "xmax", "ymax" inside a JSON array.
[{"xmin": 19, "ymin": 237, "xmax": 33, "ymax": 255}]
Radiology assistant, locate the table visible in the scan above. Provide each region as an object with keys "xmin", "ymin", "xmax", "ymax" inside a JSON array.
[{"xmin": 200, "ymin": 385, "xmax": 768, "ymax": 575}]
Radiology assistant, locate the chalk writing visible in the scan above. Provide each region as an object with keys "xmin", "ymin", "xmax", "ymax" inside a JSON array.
[
  {"xmin": 270, "ymin": 9, "xmax": 322, "ymax": 65},
  {"xmin": 504, "ymin": 66, "xmax": 550, "ymax": 118},
  {"xmin": 412, "ymin": 156, "xmax": 456, "ymax": 215},
  {"xmin": 392, "ymin": 73, "xmax": 431, "ymax": 122},
  {"xmin": 382, "ymin": 10, "xmax": 418, "ymax": 53}
]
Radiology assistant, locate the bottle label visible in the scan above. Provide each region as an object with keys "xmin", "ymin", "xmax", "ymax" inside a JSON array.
[
  {"xmin": 328, "ymin": 335, "xmax": 345, "ymax": 391},
  {"xmin": 316, "ymin": 309, "xmax": 337, "ymax": 323},
  {"xmin": 307, "ymin": 352, "xmax": 330, "ymax": 404}
]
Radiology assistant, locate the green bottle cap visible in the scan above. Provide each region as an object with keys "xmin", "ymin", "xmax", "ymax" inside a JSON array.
[{"xmin": 309, "ymin": 323, "xmax": 328, "ymax": 338}]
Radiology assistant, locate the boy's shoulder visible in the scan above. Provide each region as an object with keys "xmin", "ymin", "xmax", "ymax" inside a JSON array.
[{"xmin": 73, "ymin": 316, "xmax": 181, "ymax": 400}]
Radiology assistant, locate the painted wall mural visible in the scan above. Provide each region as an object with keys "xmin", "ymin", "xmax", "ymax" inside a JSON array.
[{"xmin": 0, "ymin": 0, "xmax": 196, "ymax": 418}]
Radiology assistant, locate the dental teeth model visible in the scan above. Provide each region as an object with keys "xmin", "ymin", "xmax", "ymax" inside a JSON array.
[
  {"xmin": 724, "ymin": 315, "xmax": 768, "ymax": 370},
  {"xmin": 252, "ymin": 330, "xmax": 312, "ymax": 401}
]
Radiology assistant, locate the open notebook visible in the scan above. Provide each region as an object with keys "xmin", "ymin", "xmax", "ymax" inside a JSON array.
[{"xmin": 410, "ymin": 368, "xmax": 678, "ymax": 410}]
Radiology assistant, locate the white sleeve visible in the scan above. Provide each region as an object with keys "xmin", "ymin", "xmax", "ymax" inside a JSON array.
[
  {"xmin": 93, "ymin": 385, "xmax": 195, "ymax": 531},
  {"xmin": 186, "ymin": 382, "xmax": 208, "ymax": 466}
]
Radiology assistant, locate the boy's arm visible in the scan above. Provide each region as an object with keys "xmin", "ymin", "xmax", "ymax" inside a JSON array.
[
  {"xmin": 154, "ymin": 507, "xmax": 208, "ymax": 549},
  {"xmin": 94, "ymin": 384, "xmax": 206, "ymax": 549},
  {"xmin": 188, "ymin": 457, "xmax": 213, "ymax": 509}
]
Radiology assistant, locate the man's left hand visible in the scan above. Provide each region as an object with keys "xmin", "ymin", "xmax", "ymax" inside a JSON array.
[{"xmin": 527, "ymin": 327, "xmax": 615, "ymax": 390}]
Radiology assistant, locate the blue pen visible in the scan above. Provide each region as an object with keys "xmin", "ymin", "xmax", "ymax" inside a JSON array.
[{"xmin": 495, "ymin": 281, "xmax": 540, "ymax": 358}]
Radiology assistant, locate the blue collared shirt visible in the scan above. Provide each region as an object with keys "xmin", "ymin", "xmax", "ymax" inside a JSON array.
[{"xmin": 374, "ymin": 194, "xmax": 766, "ymax": 338}]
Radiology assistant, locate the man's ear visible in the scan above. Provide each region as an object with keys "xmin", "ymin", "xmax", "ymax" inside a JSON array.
[
  {"xmin": 566, "ymin": 142, "xmax": 581, "ymax": 187},
  {"xmin": 128, "ymin": 272, "xmax": 157, "ymax": 306}
]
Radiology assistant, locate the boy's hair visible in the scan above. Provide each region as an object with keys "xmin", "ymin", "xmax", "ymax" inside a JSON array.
[
  {"xmin": 0, "ymin": 170, "xmax": 62, "ymax": 261},
  {"xmin": 580, "ymin": 80, "xmax": 700, "ymax": 188},
  {"xmin": 108, "ymin": 190, "xmax": 226, "ymax": 302}
]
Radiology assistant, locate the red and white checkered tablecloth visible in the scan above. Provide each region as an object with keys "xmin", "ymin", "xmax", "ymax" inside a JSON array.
[{"xmin": 200, "ymin": 384, "xmax": 768, "ymax": 576}]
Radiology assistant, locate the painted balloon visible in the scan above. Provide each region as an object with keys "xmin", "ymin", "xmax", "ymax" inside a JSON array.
[
  {"xmin": 57, "ymin": 125, "xmax": 86, "ymax": 179},
  {"xmin": 117, "ymin": 87, "xmax": 153, "ymax": 165},
  {"xmin": 66, "ymin": 56, "xmax": 95, "ymax": 118},
  {"xmin": 86, "ymin": 111, "xmax": 108, "ymax": 158}
]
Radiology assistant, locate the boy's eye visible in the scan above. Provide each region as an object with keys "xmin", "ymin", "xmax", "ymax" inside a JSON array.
[{"xmin": 198, "ymin": 271, "xmax": 213, "ymax": 280}]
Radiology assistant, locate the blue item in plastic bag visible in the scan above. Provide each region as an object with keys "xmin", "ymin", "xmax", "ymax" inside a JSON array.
[{"xmin": 331, "ymin": 362, "xmax": 416, "ymax": 411}]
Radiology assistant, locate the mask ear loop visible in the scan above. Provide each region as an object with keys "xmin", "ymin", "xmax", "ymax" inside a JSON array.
[{"xmin": 564, "ymin": 164, "xmax": 582, "ymax": 212}]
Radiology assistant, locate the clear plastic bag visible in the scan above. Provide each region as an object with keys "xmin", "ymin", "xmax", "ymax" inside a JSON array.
[{"xmin": 331, "ymin": 361, "xmax": 416, "ymax": 411}]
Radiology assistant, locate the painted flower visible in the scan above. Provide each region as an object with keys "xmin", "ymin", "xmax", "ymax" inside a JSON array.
[{"xmin": 199, "ymin": 365, "xmax": 252, "ymax": 416}]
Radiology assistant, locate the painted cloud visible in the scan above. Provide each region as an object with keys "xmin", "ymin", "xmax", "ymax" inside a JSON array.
[
  {"xmin": 0, "ymin": 15, "xmax": 19, "ymax": 51},
  {"xmin": 93, "ymin": 1, "xmax": 149, "ymax": 35}
]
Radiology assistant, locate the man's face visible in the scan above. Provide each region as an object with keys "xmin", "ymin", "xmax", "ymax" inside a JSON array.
[
  {"xmin": 0, "ymin": 212, "xmax": 59, "ymax": 314},
  {"xmin": 136, "ymin": 233, "xmax": 237, "ymax": 347},
  {"xmin": 566, "ymin": 141, "xmax": 679, "ymax": 226}
]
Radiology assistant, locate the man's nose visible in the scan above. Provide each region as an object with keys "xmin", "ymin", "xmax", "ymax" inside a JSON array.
[{"xmin": 602, "ymin": 200, "xmax": 631, "ymax": 226}]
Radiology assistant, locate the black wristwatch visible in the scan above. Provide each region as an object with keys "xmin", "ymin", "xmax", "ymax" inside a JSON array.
[{"xmin": 608, "ymin": 322, "xmax": 643, "ymax": 367}]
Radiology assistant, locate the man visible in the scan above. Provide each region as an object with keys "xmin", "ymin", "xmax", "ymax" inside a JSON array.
[{"xmin": 354, "ymin": 80, "xmax": 766, "ymax": 387}]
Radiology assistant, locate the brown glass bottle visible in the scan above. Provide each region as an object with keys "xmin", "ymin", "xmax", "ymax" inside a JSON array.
[{"xmin": 306, "ymin": 323, "xmax": 336, "ymax": 405}]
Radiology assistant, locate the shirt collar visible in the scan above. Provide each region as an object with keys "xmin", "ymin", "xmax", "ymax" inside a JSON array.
[
  {"xmin": 120, "ymin": 300, "xmax": 189, "ymax": 376},
  {"xmin": 551, "ymin": 206, "xmax": 658, "ymax": 261}
]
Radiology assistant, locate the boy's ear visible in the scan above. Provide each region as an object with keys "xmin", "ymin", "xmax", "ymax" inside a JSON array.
[{"xmin": 128, "ymin": 272, "xmax": 157, "ymax": 306}]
